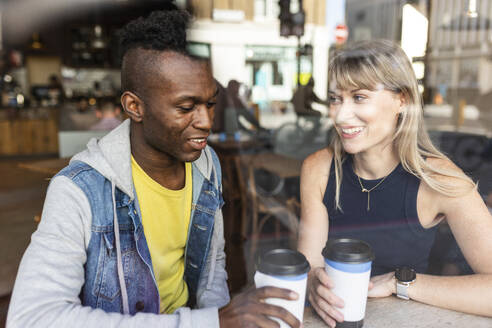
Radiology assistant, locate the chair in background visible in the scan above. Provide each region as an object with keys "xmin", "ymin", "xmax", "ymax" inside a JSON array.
[{"xmin": 240, "ymin": 152, "xmax": 302, "ymax": 266}]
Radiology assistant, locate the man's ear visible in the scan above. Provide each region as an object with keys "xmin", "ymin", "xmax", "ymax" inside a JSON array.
[{"xmin": 121, "ymin": 91, "xmax": 144, "ymax": 122}]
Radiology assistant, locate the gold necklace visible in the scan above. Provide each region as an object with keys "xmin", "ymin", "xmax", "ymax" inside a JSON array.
[{"xmin": 356, "ymin": 173, "xmax": 390, "ymax": 211}]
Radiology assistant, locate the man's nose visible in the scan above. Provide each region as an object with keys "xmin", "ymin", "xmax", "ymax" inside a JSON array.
[{"xmin": 193, "ymin": 105, "xmax": 213, "ymax": 131}]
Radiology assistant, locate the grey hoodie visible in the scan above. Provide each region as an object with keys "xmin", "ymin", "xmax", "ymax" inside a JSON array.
[{"xmin": 7, "ymin": 120, "xmax": 230, "ymax": 327}]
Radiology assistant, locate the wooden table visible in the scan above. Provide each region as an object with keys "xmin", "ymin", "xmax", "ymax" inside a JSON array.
[
  {"xmin": 17, "ymin": 157, "xmax": 70, "ymax": 176},
  {"xmin": 303, "ymin": 297, "xmax": 492, "ymax": 327},
  {"xmin": 240, "ymin": 152, "xmax": 302, "ymax": 179},
  {"xmin": 17, "ymin": 157, "xmax": 71, "ymax": 223}
]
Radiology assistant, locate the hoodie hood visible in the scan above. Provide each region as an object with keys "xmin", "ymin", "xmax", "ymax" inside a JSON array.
[
  {"xmin": 71, "ymin": 119, "xmax": 134, "ymax": 198},
  {"xmin": 71, "ymin": 119, "xmax": 214, "ymax": 200}
]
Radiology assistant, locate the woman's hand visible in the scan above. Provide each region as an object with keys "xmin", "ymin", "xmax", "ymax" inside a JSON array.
[
  {"xmin": 367, "ymin": 272, "xmax": 395, "ymax": 298},
  {"xmin": 307, "ymin": 267, "xmax": 345, "ymax": 328}
]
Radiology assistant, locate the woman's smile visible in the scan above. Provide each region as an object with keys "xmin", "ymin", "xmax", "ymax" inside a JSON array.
[{"xmin": 339, "ymin": 126, "xmax": 365, "ymax": 139}]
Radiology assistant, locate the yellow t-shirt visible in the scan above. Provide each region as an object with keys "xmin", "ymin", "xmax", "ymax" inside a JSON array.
[{"xmin": 131, "ymin": 157, "xmax": 192, "ymax": 314}]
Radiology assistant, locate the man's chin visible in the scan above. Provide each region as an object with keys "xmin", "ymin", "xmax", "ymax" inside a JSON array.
[{"xmin": 181, "ymin": 150, "xmax": 203, "ymax": 163}]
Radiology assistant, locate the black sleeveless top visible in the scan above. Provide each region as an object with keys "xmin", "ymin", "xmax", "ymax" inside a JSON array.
[{"xmin": 323, "ymin": 156, "xmax": 438, "ymax": 276}]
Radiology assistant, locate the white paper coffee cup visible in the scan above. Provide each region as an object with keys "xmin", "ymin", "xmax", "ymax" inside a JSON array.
[
  {"xmin": 322, "ymin": 239, "xmax": 374, "ymax": 328},
  {"xmin": 254, "ymin": 249, "xmax": 310, "ymax": 328}
]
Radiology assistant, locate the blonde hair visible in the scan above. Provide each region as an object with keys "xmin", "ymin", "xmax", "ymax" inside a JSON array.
[{"xmin": 328, "ymin": 39, "xmax": 474, "ymax": 210}]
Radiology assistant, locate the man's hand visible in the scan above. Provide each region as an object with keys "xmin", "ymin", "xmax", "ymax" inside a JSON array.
[{"xmin": 218, "ymin": 286, "xmax": 301, "ymax": 328}]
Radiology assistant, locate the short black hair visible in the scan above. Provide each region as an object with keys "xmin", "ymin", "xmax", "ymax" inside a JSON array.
[
  {"xmin": 119, "ymin": 9, "xmax": 191, "ymax": 98},
  {"xmin": 119, "ymin": 9, "xmax": 189, "ymax": 57}
]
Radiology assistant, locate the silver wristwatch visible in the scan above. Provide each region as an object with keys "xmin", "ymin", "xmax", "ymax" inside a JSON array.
[{"xmin": 395, "ymin": 267, "xmax": 416, "ymax": 300}]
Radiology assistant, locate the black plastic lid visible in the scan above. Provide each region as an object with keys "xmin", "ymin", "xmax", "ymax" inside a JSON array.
[
  {"xmin": 322, "ymin": 238, "xmax": 375, "ymax": 264},
  {"xmin": 257, "ymin": 249, "xmax": 311, "ymax": 276}
]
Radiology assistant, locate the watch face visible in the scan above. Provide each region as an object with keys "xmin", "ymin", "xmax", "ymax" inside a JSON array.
[{"xmin": 396, "ymin": 266, "xmax": 416, "ymax": 282}]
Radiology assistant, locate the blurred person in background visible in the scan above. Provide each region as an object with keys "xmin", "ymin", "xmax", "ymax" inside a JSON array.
[
  {"xmin": 7, "ymin": 8, "xmax": 300, "ymax": 328},
  {"xmin": 213, "ymin": 78, "xmax": 271, "ymax": 142},
  {"xmin": 291, "ymin": 77, "xmax": 330, "ymax": 141},
  {"xmin": 298, "ymin": 40, "xmax": 492, "ymax": 327},
  {"xmin": 75, "ymin": 96, "xmax": 90, "ymax": 113},
  {"xmin": 211, "ymin": 79, "xmax": 227, "ymax": 133},
  {"xmin": 226, "ymin": 79, "xmax": 268, "ymax": 136},
  {"xmin": 226, "ymin": 80, "xmax": 257, "ymax": 123},
  {"xmin": 90, "ymin": 98, "xmax": 122, "ymax": 131},
  {"xmin": 47, "ymin": 74, "xmax": 64, "ymax": 106},
  {"xmin": 291, "ymin": 77, "xmax": 329, "ymax": 118}
]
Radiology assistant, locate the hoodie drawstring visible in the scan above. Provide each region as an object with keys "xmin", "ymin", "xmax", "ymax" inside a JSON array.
[
  {"xmin": 112, "ymin": 181, "xmax": 130, "ymax": 315},
  {"xmin": 206, "ymin": 225, "xmax": 218, "ymax": 289},
  {"xmin": 207, "ymin": 159, "xmax": 221, "ymax": 289}
]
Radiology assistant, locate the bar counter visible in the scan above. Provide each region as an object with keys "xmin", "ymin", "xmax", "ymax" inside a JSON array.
[{"xmin": 0, "ymin": 107, "xmax": 58, "ymax": 156}]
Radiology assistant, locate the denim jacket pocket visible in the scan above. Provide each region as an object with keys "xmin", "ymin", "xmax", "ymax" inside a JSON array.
[{"xmin": 93, "ymin": 229, "xmax": 139, "ymax": 302}]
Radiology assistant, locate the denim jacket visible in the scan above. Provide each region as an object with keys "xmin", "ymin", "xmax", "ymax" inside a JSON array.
[{"xmin": 7, "ymin": 120, "xmax": 230, "ymax": 328}]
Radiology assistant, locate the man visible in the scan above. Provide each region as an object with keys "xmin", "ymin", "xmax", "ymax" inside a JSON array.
[
  {"xmin": 90, "ymin": 99, "xmax": 122, "ymax": 131},
  {"xmin": 290, "ymin": 77, "xmax": 329, "ymax": 142},
  {"xmin": 7, "ymin": 9, "xmax": 300, "ymax": 328},
  {"xmin": 291, "ymin": 77, "xmax": 328, "ymax": 117},
  {"xmin": 225, "ymin": 79, "xmax": 264, "ymax": 133}
]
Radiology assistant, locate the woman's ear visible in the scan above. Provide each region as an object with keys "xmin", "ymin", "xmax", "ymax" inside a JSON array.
[
  {"xmin": 397, "ymin": 92, "xmax": 407, "ymax": 114},
  {"xmin": 121, "ymin": 91, "xmax": 144, "ymax": 122}
]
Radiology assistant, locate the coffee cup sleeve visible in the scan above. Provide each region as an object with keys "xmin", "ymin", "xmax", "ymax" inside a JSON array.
[{"xmin": 254, "ymin": 271, "xmax": 307, "ymax": 326}]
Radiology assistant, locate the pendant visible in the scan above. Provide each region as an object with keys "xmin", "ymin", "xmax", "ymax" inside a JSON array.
[{"xmin": 361, "ymin": 188, "xmax": 370, "ymax": 211}]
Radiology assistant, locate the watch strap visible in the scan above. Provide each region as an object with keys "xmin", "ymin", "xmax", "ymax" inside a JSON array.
[{"xmin": 396, "ymin": 281, "xmax": 410, "ymax": 300}]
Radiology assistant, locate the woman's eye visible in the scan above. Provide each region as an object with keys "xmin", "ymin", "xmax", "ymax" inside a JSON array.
[
  {"xmin": 206, "ymin": 102, "xmax": 216, "ymax": 109},
  {"xmin": 329, "ymin": 96, "xmax": 341, "ymax": 104},
  {"xmin": 354, "ymin": 95, "xmax": 366, "ymax": 102}
]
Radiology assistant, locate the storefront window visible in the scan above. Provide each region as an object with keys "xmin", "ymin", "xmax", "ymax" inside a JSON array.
[
  {"xmin": 245, "ymin": 46, "xmax": 298, "ymax": 105},
  {"xmin": 1, "ymin": 2, "xmax": 492, "ymax": 326}
]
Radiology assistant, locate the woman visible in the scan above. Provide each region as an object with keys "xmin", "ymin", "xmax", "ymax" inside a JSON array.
[{"xmin": 298, "ymin": 39, "xmax": 492, "ymax": 327}]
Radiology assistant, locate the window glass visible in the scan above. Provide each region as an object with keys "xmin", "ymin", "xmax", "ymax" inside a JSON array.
[{"xmin": 186, "ymin": 42, "xmax": 211, "ymax": 59}]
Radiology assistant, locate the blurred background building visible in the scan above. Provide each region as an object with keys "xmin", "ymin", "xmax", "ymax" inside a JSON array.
[{"xmin": 187, "ymin": 0, "xmax": 330, "ymax": 110}]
